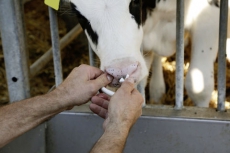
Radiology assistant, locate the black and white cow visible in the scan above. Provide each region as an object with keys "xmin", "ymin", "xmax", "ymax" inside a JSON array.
[{"xmin": 69, "ymin": 0, "xmax": 226, "ymax": 107}]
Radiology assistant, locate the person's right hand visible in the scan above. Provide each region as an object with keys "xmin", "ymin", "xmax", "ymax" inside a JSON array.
[
  {"xmin": 90, "ymin": 78, "xmax": 143, "ymax": 131},
  {"xmin": 51, "ymin": 64, "xmax": 112, "ymax": 109}
]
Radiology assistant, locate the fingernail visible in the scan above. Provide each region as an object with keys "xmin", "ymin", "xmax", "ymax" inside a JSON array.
[
  {"xmin": 107, "ymin": 74, "xmax": 113, "ymax": 82},
  {"xmin": 126, "ymin": 78, "xmax": 135, "ymax": 84}
]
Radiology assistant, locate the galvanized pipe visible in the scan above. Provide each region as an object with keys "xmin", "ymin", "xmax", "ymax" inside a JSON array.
[
  {"xmin": 175, "ymin": 0, "xmax": 184, "ymax": 109},
  {"xmin": 30, "ymin": 24, "xmax": 82, "ymax": 78},
  {"xmin": 0, "ymin": 0, "xmax": 30, "ymax": 102},
  {"xmin": 48, "ymin": 7, "xmax": 63, "ymax": 86},
  {"xmin": 138, "ymin": 46, "xmax": 146, "ymax": 104},
  {"xmin": 88, "ymin": 43, "xmax": 95, "ymax": 66},
  {"xmin": 137, "ymin": 81, "xmax": 146, "ymax": 105},
  {"xmin": 217, "ymin": 0, "xmax": 228, "ymax": 112}
]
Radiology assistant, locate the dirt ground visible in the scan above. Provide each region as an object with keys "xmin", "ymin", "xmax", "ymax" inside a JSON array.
[{"xmin": 0, "ymin": 0, "xmax": 230, "ymax": 109}]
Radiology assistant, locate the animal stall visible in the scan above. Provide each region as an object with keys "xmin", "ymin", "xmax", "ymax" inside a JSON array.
[{"xmin": 0, "ymin": 0, "xmax": 230, "ymax": 153}]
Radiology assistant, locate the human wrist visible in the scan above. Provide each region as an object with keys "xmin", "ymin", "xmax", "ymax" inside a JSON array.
[
  {"xmin": 105, "ymin": 122, "xmax": 131, "ymax": 137},
  {"xmin": 90, "ymin": 122, "xmax": 130, "ymax": 153},
  {"xmin": 46, "ymin": 89, "xmax": 70, "ymax": 111}
]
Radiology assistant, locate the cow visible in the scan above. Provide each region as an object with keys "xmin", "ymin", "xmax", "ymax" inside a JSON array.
[{"xmin": 68, "ymin": 0, "xmax": 225, "ymax": 107}]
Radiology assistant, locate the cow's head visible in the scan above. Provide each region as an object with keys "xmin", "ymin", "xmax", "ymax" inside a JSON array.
[{"xmin": 70, "ymin": 0, "xmax": 148, "ymax": 87}]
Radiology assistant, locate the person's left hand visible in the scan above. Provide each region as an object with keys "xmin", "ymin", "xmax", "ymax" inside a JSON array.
[
  {"xmin": 90, "ymin": 93, "xmax": 110, "ymax": 119},
  {"xmin": 52, "ymin": 64, "xmax": 113, "ymax": 108}
]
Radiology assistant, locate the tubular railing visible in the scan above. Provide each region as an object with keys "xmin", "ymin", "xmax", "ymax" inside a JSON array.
[
  {"xmin": 48, "ymin": 7, "xmax": 63, "ymax": 86},
  {"xmin": 0, "ymin": 0, "xmax": 30, "ymax": 102},
  {"xmin": 0, "ymin": 0, "xmax": 82, "ymax": 102},
  {"xmin": 0, "ymin": 0, "xmax": 229, "ymax": 113},
  {"xmin": 218, "ymin": 0, "xmax": 228, "ymax": 112},
  {"xmin": 175, "ymin": 0, "xmax": 185, "ymax": 110}
]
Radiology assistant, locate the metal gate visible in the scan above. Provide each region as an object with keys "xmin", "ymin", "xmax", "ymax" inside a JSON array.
[{"xmin": 0, "ymin": 0, "xmax": 230, "ymax": 153}]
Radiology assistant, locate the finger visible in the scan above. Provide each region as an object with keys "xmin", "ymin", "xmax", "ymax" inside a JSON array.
[
  {"xmin": 77, "ymin": 64, "xmax": 104, "ymax": 80},
  {"xmin": 97, "ymin": 93, "xmax": 111, "ymax": 101},
  {"xmin": 91, "ymin": 73, "xmax": 113, "ymax": 90},
  {"xmin": 118, "ymin": 80, "xmax": 135, "ymax": 93},
  {"xmin": 91, "ymin": 95, "xmax": 109, "ymax": 109},
  {"xmin": 131, "ymin": 88, "xmax": 141, "ymax": 96},
  {"xmin": 85, "ymin": 65, "xmax": 105, "ymax": 80},
  {"xmin": 89, "ymin": 103, "xmax": 108, "ymax": 119}
]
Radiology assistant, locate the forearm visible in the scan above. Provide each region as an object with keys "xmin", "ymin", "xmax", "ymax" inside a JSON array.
[
  {"xmin": 90, "ymin": 125, "xmax": 130, "ymax": 153},
  {"xmin": 0, "ymin": 91, "xmax": 66, "ymax": 148}
]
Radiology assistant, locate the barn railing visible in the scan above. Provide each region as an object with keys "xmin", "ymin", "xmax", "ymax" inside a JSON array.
[
  {"xmin": 48, "ymin": 7, "xmax": 63, "ymax": 86},
  {"xmin": 0, "ymin": 0, "xmax": 82, "ymax": 102},
  {"xmin": 175, "ymin": 0, "xmax": 185, "ymax": 110},
  {"xmin": 218, "ymin": 0, "xmax": 228, "ymax": 111},
  {"xmin": 1, "ymin": 0, "xmax": 230, "ymax": 153},
  {"xmin": 0, "ymin": 0, "xmax": 30, "ymax": 102},
  {"xmin": 0, "ymin": 0, "xmax": 230, "ymax": 111}
]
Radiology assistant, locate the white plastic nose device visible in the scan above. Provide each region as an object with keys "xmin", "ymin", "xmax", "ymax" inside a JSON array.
[{"xmin": 101, "ymin": 74, "xmax": 129, "ymax": 96}]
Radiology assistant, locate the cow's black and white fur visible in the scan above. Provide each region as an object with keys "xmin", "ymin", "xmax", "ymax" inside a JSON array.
[
  {"xmin": 70, "ymin": 0, "xmax": 147, "ymax": 86},
  {"xmin": 69, "ymin": 0, "xmax": 227, "ymax": 107}
]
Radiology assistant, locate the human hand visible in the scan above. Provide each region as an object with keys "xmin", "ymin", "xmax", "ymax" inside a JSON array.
[
  {"xmin": 90, "ymin": 93, "xmax": 110, "ymax": 119},
  {"xmin": 52, "ymin": 64, "xmax": 113, "ymax": 108},
  {"xmin": 90, "ymin": 79, "xmax": 143, "ymax": 131}
]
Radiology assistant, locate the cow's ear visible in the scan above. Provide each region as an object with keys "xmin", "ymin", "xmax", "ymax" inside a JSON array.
[
  {"xmin": 70, "ymin": 2, "xmax": 99, "ymax": 46},
  {"xmin": 142, "ymin": 0, "xmax": 157, "ymax": 25},
  {"xmin": 142, "ymin": 0, "xmax": 157, "ymax": 9},
  {"xmin": 129, "ymin": 0, "xmax": 142, "ymax": 27}
]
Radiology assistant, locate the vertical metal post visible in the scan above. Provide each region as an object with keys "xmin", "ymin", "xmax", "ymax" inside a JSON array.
[
  {"xmin": 88, "ymin": 43, "xmax": 95, "ymax": 66},
  {"xmin": 138, "ymin": 46, "xmax": 146, "ymax": 105},
  {"xmin": 175, "ymin": 0, "xmax": 184, "ymax": 109},
  {"xmin": 0, "ymin": 0, "xmax": 30, "ymax": 102},
  {"xmin": 48, "ymin": 7, "xmax": 63, "ymax": 86},
  {"xmin": 137, "ymin": 81, "xmax": 146, "ymax": 105},
  {"xmin": 217, "ymin": 0, "xmax": 228, "ymax": 112}
]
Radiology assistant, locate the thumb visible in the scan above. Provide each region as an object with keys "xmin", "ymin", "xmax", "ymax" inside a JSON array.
[
  {"xmin": 118, "ymin": 78, "xmax": 135, "ymax": 93},
  {"xmin": 92, "ymin": 73, "xmax": 113, "ymax": 90}
]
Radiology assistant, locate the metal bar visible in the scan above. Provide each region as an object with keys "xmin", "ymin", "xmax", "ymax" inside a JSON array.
[
  {"xmin": 217, "ymin": 0, "xmax": 228, "ymax": 112},
  {"xmin": 71, "ymin": 104, "xmax": 230, "ymax": 121},
  {"xmin": 137, "ymin": 81, "xmax": 146, "ymax": 105},
  {"xmin": 138, "ymin": 45, "xmax": 146, "ymax": 104},
  {"xmin": 0, "ymin": 0, "xmax": 30, "ymax": 102},
  {"xmin": 48, "ymin": 7, "xmax": 63, "ymax": 86},
  {"xmin": 30, "ymin": 24, "xmax": 82, "ymax": 78},
  {"xmin": 88, "ymin": 43, "xmax": 95, "ymax": 66},
  {"xmin": 175, "ymin": 0, "xmax": 184, "ymax": 110}
]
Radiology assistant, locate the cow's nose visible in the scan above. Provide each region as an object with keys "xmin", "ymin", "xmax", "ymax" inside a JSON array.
[{"xmin": 105, "ymin": 62, "xmax": 138, "ymax": 79}]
